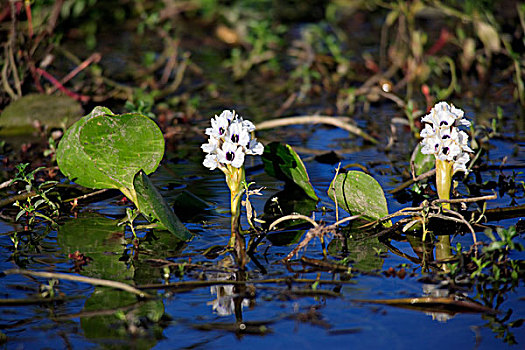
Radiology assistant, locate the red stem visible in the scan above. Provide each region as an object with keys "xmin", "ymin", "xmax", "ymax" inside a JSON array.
[
  {"xmin": 25, "ymin": 0, "xmax": 33, "ymax": 38},
  {"xmin": 36, "ymin": 68, "xmax": 90, "ymax": 102}
]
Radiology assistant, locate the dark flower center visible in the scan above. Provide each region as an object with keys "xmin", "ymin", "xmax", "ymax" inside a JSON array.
[
  {"xmin": 219, "ymin": 127, "xmax": 225, "ymax": 135},
  {"xmin": 231, "ymin": 134, "xmax": 239, "ymax": 143},
  {"xmin": 439, "ymin": 120, "xmax": 448, "ymax": 126},
  {"xmin": 226, "ymin": 151, "xmax": 235, "ymax": 161},
  {"xmin": 442, "ymin": 147, "xmax": 450, "ymax": 155},
  {"xmin": 442, "ymin": 134, "xmax": 450, "ymax": 139}
]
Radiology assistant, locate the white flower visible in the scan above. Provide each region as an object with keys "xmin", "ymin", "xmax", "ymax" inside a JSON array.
[
  {"xmin": 452, "ymin": 151, "xmax": 470, "ymax": 173},
  {"xmin": 420, "ymin": 123, "xmax": 436, "ymax": 139},
  {"xmin": 203, "ymin": 153, "xmax": 220, "ymax": 170},
  {"xmin": 422, "ymin": 101, "xmax": 470, "ymax": 129},
  {"xmin": 206, "ymin": 113, "xmax": 230, "ymax": 138},
  {"xmin": 227, "ymin": 120, "xmax": 250, "ymax": 147},
  {"xmin": 217, "ymin": 141, "xmax": 245, "ymax": 168},
  {"xmin": 202, "ymin": 109, "xmax": 264, "ymax": 170},
  {"xmin": 246, "ymin": 138, "xmax": 264, "ymax": 155},
  {"xmin": 420, "ymin": 102, "xmax": 473, "ymax": 173},
  {"xmin": 241, "ymin": 119, "xmax": 256, "ymax": 132},
  {"xmin": 201, "ymin": 136, "xmax": 219, "ymax": 154},
  {"xmin": 218, "ymin": 110, "xmax": 236, "ymax": 122}
]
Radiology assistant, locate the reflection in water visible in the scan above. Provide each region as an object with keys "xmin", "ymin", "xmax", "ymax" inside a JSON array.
[
  {"xmin": 422, "ymin": 283, "xmax": 465, "ymax": 323},
  {"xmin": 207, "ymin": 272, "xmax": 250, "ymax": 316}
]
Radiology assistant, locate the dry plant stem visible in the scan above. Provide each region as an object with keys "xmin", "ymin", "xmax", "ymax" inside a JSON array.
[
  {"xmin": 432, "ymin": 193, "xmax": 497, "ymax": 204},
  {"xmin": 63, "ymin": 189, "xmax": 109, "ymax": 203},
  {"xmin": 358, "ymin": 193, "xmax": 495, "ymax": 244},
  {"xmin": 283, "ymin": 226, "xmax": 325, "ymax": 262},
  {"xmin": 48, "ymin": 53, "xmax": 101, "ymax": 94},
  {"xmin": 271, "ymin": 214, "xmax": 361, "ymax": 262},
  {"xmin": 332, "ymin": 163, "xmax": 341, "ymax": 223},
  {"xmin": 389, "ymin": 168, "xmax": 436, "ymax": 194},
  {"xmin": 137, "ymin": 278, "xmax": 357, "ymax": 291},
  {"xmin": 2, "ymin": 45, "xmax": 19, "ymax": 100},
  {"xmin": 0, "ymin": 191, "xmax": 36, "ymax": 208},
  {"xmin": 268, "ymin": 214, "xmax": 318, "ymax": 231},
  {"xmin": 332, "ymin": 215, "xmax": 362, "ymax": 227},
  {"xmin": 0, "ymin": 296, "xmax": 72, "ymax": 306},
  {"xmin": 4, "ymin": 269, "xmax": 153, "ymax": 299},
  {"xmin": 255, "ymin": 116, "xmax": 378, "ymax": 144}
]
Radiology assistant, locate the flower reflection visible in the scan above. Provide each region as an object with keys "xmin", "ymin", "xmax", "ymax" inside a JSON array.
[
  {"xmin": 422, "ymin": 283, "xmax": 467, "ymax": 323},
  {"xmin": 207, "ymin": 272, "xmax": 249, "ymax": 316}
]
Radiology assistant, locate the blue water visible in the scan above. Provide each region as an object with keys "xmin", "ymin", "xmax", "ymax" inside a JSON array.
[{"xmin": 1, "ymin": 105, "xmax": 524, "ymax": 349}]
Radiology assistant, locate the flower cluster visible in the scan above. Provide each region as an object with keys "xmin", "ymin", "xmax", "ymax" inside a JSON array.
[
  {"xmin": 202, "ymin": 110, "xmax": 264, "ymax": 171},
  {"xmin": 420, "ymin": 102, "xmax": 473, "ymax": 173}
]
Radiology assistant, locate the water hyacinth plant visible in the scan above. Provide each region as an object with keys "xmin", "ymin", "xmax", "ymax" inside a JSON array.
[
  {"xmin": 201, "ymin": 110, "xmax": 264, "ymax": 254},
  {"xmin": 420, "ymin": 102, "xmax": 473, "ymax": 210},
  {"xmin": 419, "ymin": 101, "xmax": 473, "ymax": 264}
]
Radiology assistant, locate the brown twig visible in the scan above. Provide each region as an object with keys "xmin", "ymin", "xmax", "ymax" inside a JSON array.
[
  {"xmin": 268, "ymin": 214, "xmax": 318, "ymax": 231},
  {"xmin": 273, "ymin": 214, "xmax": 361, "ymax": 262},
  {"xmin": 4, "ymin": 269, "xmax": 153, "ymax": 299},
  {"xmin": 36, "ymin": 68, "xmax": 90, "ymax": 102},
  {"xmin": 48, "ymin": 53, "xmax": 101, "ymax": 94},
  {"xmin": 388, "ymin": 168, "xmax": 436, "ymax": 194},
  {"xmin": 255, "ymin": 115, "xmax": 378, "ymax": 144}
]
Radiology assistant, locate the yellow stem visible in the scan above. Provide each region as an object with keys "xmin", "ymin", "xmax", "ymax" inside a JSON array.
[
  {"xmin": 435, "ymin": 159, "xmax": 453, "ymax": 210},
  {"xmin": 434, "ymin": 159, "xmax": 453, "ymax": 270},
  {"xmin": 225, "ymin": 165, "xmax": 246, "ymax": 255}
]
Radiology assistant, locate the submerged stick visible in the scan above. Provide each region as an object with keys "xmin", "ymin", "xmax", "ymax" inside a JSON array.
[
  {"xmin": 353, "ymin": 297, "xmax": 497, "ymax": 315},
  {"xmin": 255, "ymin": 116, "xmax": 378, "ymax": 144},
  {"xmin": 4, "ymin": 269, "xmax": 153, "ymax": 299},
  {"xmin": 137, "ymin": 278, "xmax": 357, "ymax": 291}
]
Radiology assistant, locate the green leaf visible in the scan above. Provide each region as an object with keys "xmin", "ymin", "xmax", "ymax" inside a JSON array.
[
  {"xmin": 57, "ymin": 106, "xmax": 164, "ymax": 192},
  {"xmin": 133, "ymin": 170, "xmax": 192, "ymax": 241},
  {"xmin": 328, "ymin": 171, "xmax": 390, "ymax": 226},
  {"xmin": 328, "ymin": 230, "xmax": 385, "ymax": 272},
  {"xmin": 412, "ymin": 142, "xmax": 434, "ymax": 176},
  {"xmin": 0, "ymin": 94, "xmax": 82, "ymax": 135},
  {"xmin": 262, "ymin": 142, "xmax": 318, "ymax": 201},
  {"xmin": 57, "ymin": 214, "xmax": 129, "ymax": 281},
  {"xmin": 81, "ymin": 287, "xmax": 164, "ymax": 348},
  {"xmin": 57, "ymin": 107, "xmax": 115, "ymax": 189}
]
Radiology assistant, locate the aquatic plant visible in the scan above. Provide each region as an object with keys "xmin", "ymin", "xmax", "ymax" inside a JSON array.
[
  {"xmin": 57, "ymin": 106, "xmax": 191, "ymax": 240},
  {"xmin": 419, "ymin": 101, "xmax": 473, "ymax": 209},
  {"xmin": 201, "ymin": 110, "xmax": 263, "ymax": 259}
]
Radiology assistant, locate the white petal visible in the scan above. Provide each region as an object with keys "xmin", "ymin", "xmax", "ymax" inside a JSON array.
[
  {"xmin": 231, "ymin": 148, "xmax": 245, "ymax": 168},
  {"xmin": 450, "ymin": 104, "xmax": 464, "ymax": 119},
  {"xmin": 227, "ymin": 121, "xmax": 250, "ymax": 147},
  {"xmin": 219, "ymin": 110, "xmax": 235, "ymax": 121},
  {"xmin": 242, "ymin": 119, "xmax": 256, "ymax": 132},
  {"xmin": 203, "ymin": 154, "xmax": 219, "ymax": 170},
  {"xmin": 201, "ymin": 137, "xmax": 219, "ymax": 153},
  {"xmin": 420, "ymin": 124, "xmax": 436, "ymax": 138},
  {"xmin": 246, "ymin": 139, "xmax": 264, "ymax": 155},
  {"xmin": 453, "ymin": 152, "xmax": 470, "ymax": 174}
]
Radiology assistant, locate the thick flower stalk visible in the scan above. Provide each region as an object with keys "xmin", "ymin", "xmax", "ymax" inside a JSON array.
[
  {"xmin": 420, "ymin": 102, "xmax": 473, "ymax": 209},
  {"xmin": 201, "ymin": 110, "xmax": 264, "ymax": 251}
]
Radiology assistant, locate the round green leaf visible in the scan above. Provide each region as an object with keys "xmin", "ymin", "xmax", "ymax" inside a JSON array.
[
  {"xmin": 328, "ymin": 171, "xmax": 390, "ymax": 226},
  {"xmin": 57, "ymin": 107, "xmax": 164, "ymax": 190},
  {"xmin": 57, "ymin": 106, "xmax": 117, "ymax": 189}
]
